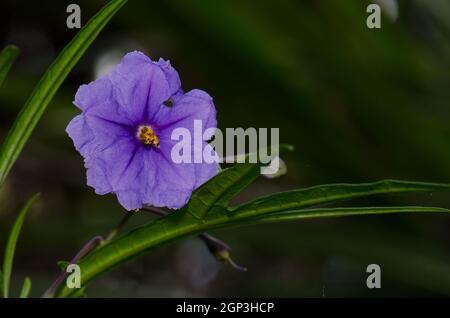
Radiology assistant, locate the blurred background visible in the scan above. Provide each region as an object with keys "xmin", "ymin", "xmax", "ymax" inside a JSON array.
[{"xmin": 0, "ymin": 0, "xmax": 450, "ymax": 297}]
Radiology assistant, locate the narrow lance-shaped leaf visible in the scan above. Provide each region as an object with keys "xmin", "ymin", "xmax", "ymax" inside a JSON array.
[
  {"xmin": 55, "ymin": 173, "xmax": 450, "ymax": 297},
  {"xmin": 0, "ymin": 0, "xmax": 127, "ymax": 187},
  {"xmin": 2, "ymin": 193, "xmax": 40, "ymax": 298},
  {"xmin": 231, "ymin": 179, "xmax": 450, "ymax": 218},
  {"xmin": 0, "ymin": 45, "xmax": 20, "ymax": 89},
  {"xmin": 19, "ymin": 277, "xmax": 31, "ymax": 298},
  {"xmin": 239, "ymin": 206, "xmax": 450, "ymax": 225}
]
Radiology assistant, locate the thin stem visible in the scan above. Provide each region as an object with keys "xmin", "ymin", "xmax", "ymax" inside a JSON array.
[
  {"xmin": 142, "ymin": 206, "xmax": 247, "ymax": 271},
  {"xmin": 43, "ymin": 211, "xmax": 134, "ymax": 298},
  {"xmin": 141, "ymin": 206, "xmax": 167, "ymax": 217},
  {"xmin": 103, "ymin": 211, "xmax": 134, "ymax": 243},
  {"xmin": 43, "ymin": 236, "xmax": 103, "ymax": 298}
]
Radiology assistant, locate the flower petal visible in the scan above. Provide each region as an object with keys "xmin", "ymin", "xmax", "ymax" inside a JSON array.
[
  {"xmin": 108, "ymin": 51, "xmax": 173, "ymax": 123},
  {"xmin": 193, "ymin": 143, "xmax": 219, "ymax": 188},
  {"xmin": 157, "ymin": 58, "xmax": 181, "ymax": 96},
  {"xmin": 154, "ymin": 89, "xmax": 217, "ymax": 140},
  {"xmin": 74, "ymin": 75, "xmax": 136, "ymax": 126},
  {"xmin": 146, "ymin": 141, "xmax": 197, "ymax": 208},
  {"xmin": 85, "ymin": 156, "xmax": 113, "ymax": 195},
  {"xmin": 84, "ymin": 140, "xmax": 153, "ymax": 209},
  {"xmin": 67, "ymin": 51, "xmax": 218, "ymax": 211},
  {"xmin": 66, "ymin": 115, "xmax": 95, "ymax": 158}
]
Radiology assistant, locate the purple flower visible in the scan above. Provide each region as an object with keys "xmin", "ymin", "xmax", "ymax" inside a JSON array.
[{"xmin": 66, "ymin": 51, "xmax": 218, "ymax": 210}]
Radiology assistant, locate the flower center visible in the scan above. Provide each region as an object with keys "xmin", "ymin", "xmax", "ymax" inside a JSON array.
[{"xmin": 136, "ymin": 125, "xmax": 160, "ymax": 147}]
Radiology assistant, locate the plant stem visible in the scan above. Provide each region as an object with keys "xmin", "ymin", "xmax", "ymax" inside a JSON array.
[
  {"xmin": 43, "ymin": 211, "xmax": 134, "ymax": 297},
  {"xmin": 42, "ymin": 236, "xmax": 103, "ymax": 298},
  {"xmin": 103, "ymin": 211, "xmax": 134, "ymax": 243}
]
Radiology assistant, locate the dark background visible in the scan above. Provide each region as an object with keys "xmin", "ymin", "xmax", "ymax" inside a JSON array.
[{"xmin": 0, "ymin": 0, "xmax": 450, "ymax": 297}]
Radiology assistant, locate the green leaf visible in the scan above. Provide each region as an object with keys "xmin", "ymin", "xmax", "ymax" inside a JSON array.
[
  {"xmin": 242, "ymin": 206, "xmax": 450, "ymax": 225},
  {"xmin": 184, "ymin": 163, "xmax": 259, "ymax": 220},
  {"xmin": 2, "ymin": 193, "xmax": 40, "ymax": 298},
  {"xmin": 0, "ymin": 0, "xmax": 127, "ymax": 188},
  {"xmin": 19, "ymin": 277, "xmax": 31, "ymax": 298},
  {"xmin": 231, "ymin": 179, "xmax": 450, "ymax": 218},
  {"xmin": 71, "ymin": 287, "xmax": 87, "ymax": 298},
  {"xmin": 0, "ymin": 45, "xmax": 19, "ymax": 89},
  {"xmin": 184, "ymin": 144, "xmax": 292, "ymax": 219},
  {"xmin": 54, "ymin": 170, "xmax": 450, "ymax": 297}
]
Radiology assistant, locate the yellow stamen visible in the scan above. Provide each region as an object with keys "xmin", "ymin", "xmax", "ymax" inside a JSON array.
[{"xmin": 137, "ymin": 125, "xmax": 160, "ymax": 147}]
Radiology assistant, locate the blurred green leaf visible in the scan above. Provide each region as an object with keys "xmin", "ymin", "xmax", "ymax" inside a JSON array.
[
  {"xmin": 19, "ymin": 277, "xmax": 31, "ymax": 298},
  {"xmin": 55, "ymin": 162, "xmax": 450, "ymax": 297},
  {"xmin": 2, "ymin": 193, "xmax": 39, "ymax": 298},
  {"xmin": 71, "ymin": 287, "xmax": 87, "ymax": 298},
  {"xmin": 0, "ymin": 0, "xmax": 127, "ymax": 187},
  {"xmin": 0, "ymin": 45, "xmax": 19, "ymax": 89},
  {"xmin": 166, "ymin": 0, "xmax": 450, "ymax": 181}
]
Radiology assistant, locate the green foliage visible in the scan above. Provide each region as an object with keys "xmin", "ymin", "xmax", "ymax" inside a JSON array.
[
  {"xmin": 0, "ymin": 0, "xmax": 127, "ymax": 187},
  {"xmin": 19, "ymin": 277, "xmax": 31, "ymax": 298},
  {"xmin": 247, "ymin": 206, "xmax": 450, "ymax": 225},
  {"xmin": 232, "ymin": 180, "xmax": 450, "ymax": 217},
  {"xmin": 0, "ymin": 45, "xmax": 19, "ymax": 89},
  {"xmin": 55, "ymin": 161, "xmax": 450, "ymax": 297},
  {"xmin": 160, "ymin": 0, "xmax": 450, "ymax": 183},
  {"xmin": 71, "ymin": 287, "xmax": 87, "ymax": 298},
  {"xmin": 2, "ymin": 193, "xmax": 39, "ymax": 298}
]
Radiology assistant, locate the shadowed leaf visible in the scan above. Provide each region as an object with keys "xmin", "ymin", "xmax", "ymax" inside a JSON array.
[{"xmin": 19, "ymin": 277, "xmax": 31, "ymax": 298}]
